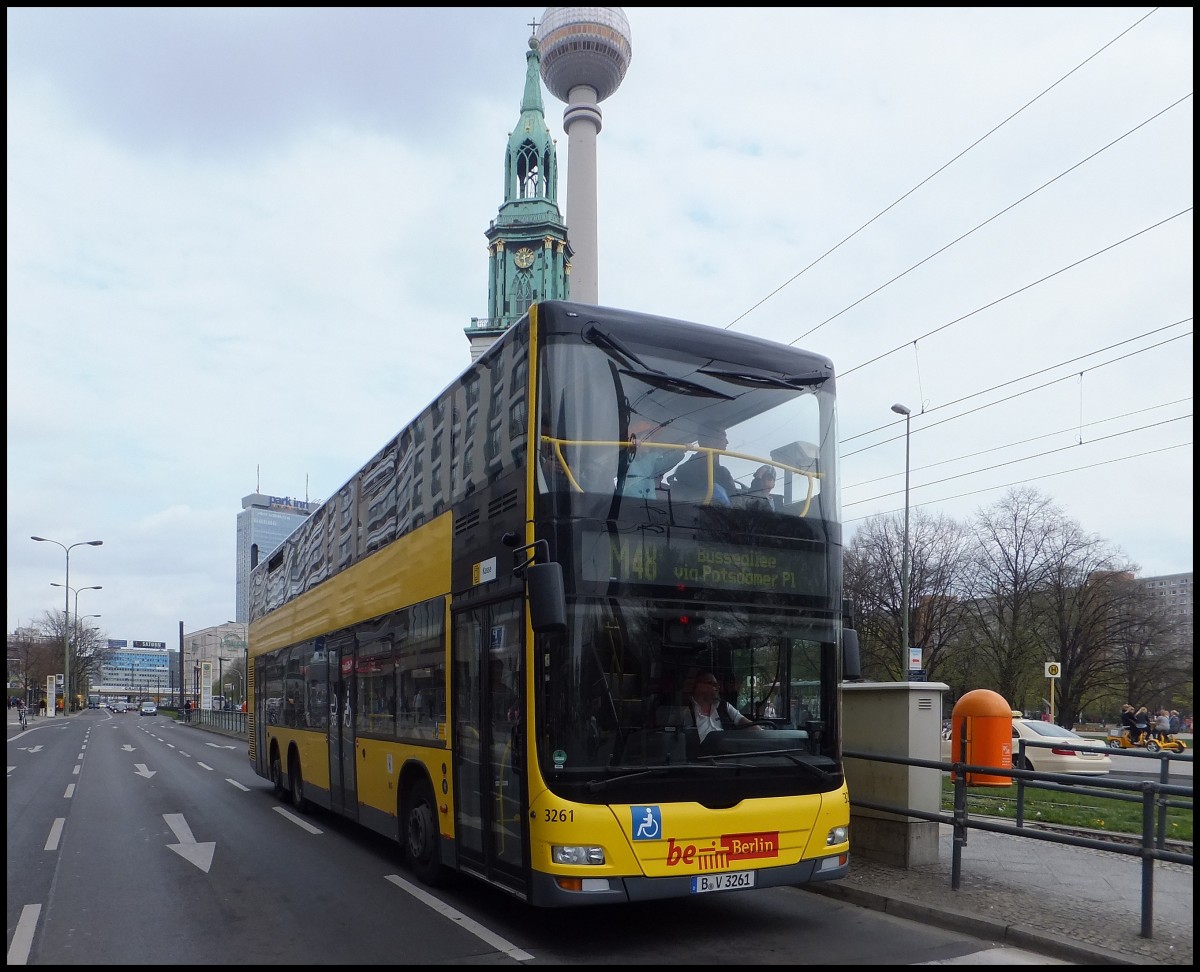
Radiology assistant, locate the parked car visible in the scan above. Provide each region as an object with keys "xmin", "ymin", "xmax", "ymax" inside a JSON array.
[
  {"xmin": 1011, "ymin": 718, "xmax": 1112, "ymax": 775},
  {"xmin": 139, "ymin": 701, "xmax": 157, "ymax": 717}
]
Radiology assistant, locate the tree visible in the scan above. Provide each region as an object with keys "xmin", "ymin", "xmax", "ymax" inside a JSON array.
[
  {"xmin": 1033, "ymin": 520, "xmax": 1141, "ymax": 727},
  {"xmin": 845, "ymin": 508, "xmax": 973, "ymax": 683},
  {"xmin": 962, "ymin": 488, "xmax": 1061, "ymax": 713}
]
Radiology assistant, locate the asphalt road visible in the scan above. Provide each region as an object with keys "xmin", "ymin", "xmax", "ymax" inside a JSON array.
[{"xmin": 9, "ymin": 709, "xmax": 1077, "ymax": 965}]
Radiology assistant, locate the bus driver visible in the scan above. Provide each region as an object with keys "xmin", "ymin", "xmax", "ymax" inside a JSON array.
[{"xmin": 689, "ymin": 673, "xmax": 762, "ymax": 741}]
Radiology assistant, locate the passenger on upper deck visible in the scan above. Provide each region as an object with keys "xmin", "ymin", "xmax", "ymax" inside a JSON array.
[
  {"xmin": 670, "ymin": 425, "xmax": 739, "ymax": 506},
  {"xmin": 619, "ymin": 417, "xmax": 681, "ymax": 499}
]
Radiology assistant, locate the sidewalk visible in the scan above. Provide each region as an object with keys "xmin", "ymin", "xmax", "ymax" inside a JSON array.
[{"xmin": 809, "ymin": 822, "xmax": 1192, "ymax": 966}]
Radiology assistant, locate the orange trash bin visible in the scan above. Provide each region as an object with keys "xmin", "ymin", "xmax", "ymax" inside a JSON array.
[{"xmin": 949, "ymin": 689, "xmax": 1013, "ymax": 787}]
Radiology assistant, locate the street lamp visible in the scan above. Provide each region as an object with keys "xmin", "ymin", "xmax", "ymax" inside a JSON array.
[
  {"xmin": 32, "ymin": 536, "xmax": 103, "ymax": 715},
  {"xmin": 80, "ymin": 614, "xmax": 102, "ymax": 700},
  {"xmin": 51, "ymin": 582, "xmax": 102, "ymax": 708},
  {"xmin": 227, "ymin": 620, "xmax": 249, "ymax": 709},
  {"xmin": 890, "ymin": 404, "xmax": 912, "ymax": 678},
  {"xmin": 225, "ymin": 669, "xmax": 244, "ymax": 705}
]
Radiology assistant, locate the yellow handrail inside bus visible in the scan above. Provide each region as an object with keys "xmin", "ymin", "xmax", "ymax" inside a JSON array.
[{"xmin": 540, "ymin": 436, "xmax": 821, "ymax": 513}]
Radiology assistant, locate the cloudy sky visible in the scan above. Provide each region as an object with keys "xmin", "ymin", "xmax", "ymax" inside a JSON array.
[{"xmin": 7, "ymin": 7, "xmax": 1192, "ymax": 646}]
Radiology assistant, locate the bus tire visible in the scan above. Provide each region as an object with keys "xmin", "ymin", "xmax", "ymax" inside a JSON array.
[
  {"xmin": 289, "ymin": 751, "xmax": 308, "ymax": 812},
  {"xmin": 403, "ymin": 778, "xmax": 446, "ymax": 887},
  {"xmin": 271, "ymin": 749, "xmax": 285, "ymax": 798}
]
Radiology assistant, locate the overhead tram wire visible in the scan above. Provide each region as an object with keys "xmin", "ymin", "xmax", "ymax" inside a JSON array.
[
  {"xmin": 847, "ymin": 406, "xmax": 1192, "ymax": 489},
  {"xmin": 721, "ymin": 7, "xmax": 1166, "ymax": 334},
  {"xmin": 845, "ymin": 414, "xmax": 1191, "ymax": 506},
  {"xmin": 791, "ymin": 94, "xmax": 1193, "ymax": 347},
  {"xmin": 841, "ymin": 322, "xmax": 1192, "ymax": 450},
  {"xmin": 843, "ymin": 441, "xmax": 1190, "ymax": 523},
  {"xmin": 838, "ymin": 208, "xmax": 1192, "ymax": 380}
]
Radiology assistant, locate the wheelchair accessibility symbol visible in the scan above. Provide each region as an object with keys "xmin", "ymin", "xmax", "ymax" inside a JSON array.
[{"xmin": 631, "ymin": 806, "xmax": 662, "ymax": 841}]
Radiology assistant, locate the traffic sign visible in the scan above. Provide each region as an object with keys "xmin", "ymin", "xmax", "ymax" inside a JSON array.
[{"xmin": 1044, "ymin": 662, "xmax": 1061, "ymax": 678}]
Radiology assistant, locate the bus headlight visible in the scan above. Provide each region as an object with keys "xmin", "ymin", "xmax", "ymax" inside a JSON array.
[
  {"xmin": 552, "ymin": 845, "xmax": 606, "ymax": 865},
  {"xmin": 825, "ymin": 825, "xmax": 849, "ymax": 846}
]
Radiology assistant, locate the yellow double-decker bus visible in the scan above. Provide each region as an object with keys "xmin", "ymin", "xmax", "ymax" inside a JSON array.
[{"xmin": 247, "ymin": 300, "xmax": 860, "ymax": 906}]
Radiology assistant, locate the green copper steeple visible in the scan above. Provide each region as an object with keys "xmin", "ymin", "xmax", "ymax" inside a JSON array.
[{"xmin": 466, "ymin": 32, "xmax": 571, "ymax": 361}]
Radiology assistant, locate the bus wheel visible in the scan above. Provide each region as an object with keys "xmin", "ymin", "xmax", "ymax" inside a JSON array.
[
  {"xmin": 289, "ymin": 753, "xmax": 308, "ymax": 812},
  {"xmin": 403, "ymin": 779, "xmax": 447, "ymax": 887},
  {"xmin": 271, "ymin": 750, "xmax": 285, "ymax": 798}
]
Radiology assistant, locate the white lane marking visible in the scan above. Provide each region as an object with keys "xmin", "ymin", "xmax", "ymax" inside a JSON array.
[
  {"xmin": 72, "ymin": 764, "xmax": 81, "ymax": 775},
  {"xmin": 196, "ymin": 762, "xmax": 215, "ymax": 771},
  {"xmin": 384, "ymin": 873, "xmax": 533, "ymax": 961},
  {"xmin": 64, "ymin": 783, "xmax": 76, "ymax": 798},
  {"xmin": 227, "ymin": 778, "xmax": 250, "ymax": 791},
  {"xmin": 273, "ymin": 806, "xmax": 323, "ymax": 834},
  {"xmin": 6, "ymin": 903, "xmax": 40, "ymax": 965},
  {"xmin": 45, "ymin": 817, "xmax": 65, "ymax": 851}
]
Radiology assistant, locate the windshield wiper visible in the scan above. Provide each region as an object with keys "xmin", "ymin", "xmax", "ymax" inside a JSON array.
[
  {"xmin": 584, "ymin": 324, "xmax": 650, "ymax": 371},
  {"xmin": 698, "ymin": 368, "xmax": 828, "ymax": 390},
  {"xmin": 698, "ymin": 748, "xmax": 836, "ymax": 783},
  {"xmin": 585, "ymin": 766, "xmax": 677, "ymax": 792},
  {"xmin": 618, "ymin": 368, "xmax": 734, "ymax": 400}
]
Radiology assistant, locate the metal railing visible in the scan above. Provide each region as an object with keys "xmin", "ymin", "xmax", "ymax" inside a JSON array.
[{"xmin": 842, "ymin": 739, "xmax": 1193, "ymax": 939}]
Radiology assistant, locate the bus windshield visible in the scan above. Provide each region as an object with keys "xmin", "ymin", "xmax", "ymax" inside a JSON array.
[{"xmin": 533, "ymin": 310, "xmax": 844, "ymax": 804}]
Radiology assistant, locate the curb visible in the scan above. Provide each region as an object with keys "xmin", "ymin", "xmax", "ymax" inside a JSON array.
[{"xmin": 808, "ymin": 881, "xmax": 1157, "ymax": 966}]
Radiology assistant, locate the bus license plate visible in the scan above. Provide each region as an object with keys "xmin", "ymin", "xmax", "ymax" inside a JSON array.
[{"xmin": 691, "ymin": 870, "xmax": 755, "ymax": 893}]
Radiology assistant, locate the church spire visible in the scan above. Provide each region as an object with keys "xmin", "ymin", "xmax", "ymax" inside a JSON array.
[{"xmin": 465, "ymin": 32, "xmax": 571, "ymax": 362}]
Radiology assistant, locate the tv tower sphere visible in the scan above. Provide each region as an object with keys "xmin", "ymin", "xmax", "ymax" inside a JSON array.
[{"xmin": 537, "ymin": 7, "xmax": 632, "ymax": 103}]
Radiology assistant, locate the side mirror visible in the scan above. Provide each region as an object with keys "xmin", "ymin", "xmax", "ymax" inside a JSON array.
[
  {"xmin": 842, "ymin": 628, "xmax": 862, "ymax": 681},
  {"xmin": 527, "ymin": 562, "xmax": 567, "ymax": 634}
]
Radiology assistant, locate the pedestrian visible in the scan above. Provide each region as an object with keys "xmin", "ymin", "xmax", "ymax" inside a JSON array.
[{"xmin": 184, "ymin": 698, "xmax": 193, "ymax": 723}]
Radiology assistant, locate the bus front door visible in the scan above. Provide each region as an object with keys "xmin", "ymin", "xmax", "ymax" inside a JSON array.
[{"xmin": 452, "ymin": 599, "xmax": 527, "ymax": 896}]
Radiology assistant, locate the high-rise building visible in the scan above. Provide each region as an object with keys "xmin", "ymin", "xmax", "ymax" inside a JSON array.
[
  {"xmin": 235, "ymin": 493, "xmax": 319, "ymax": 623},
  {"xmin": 1140, "ymin": 571, "xmax": 1192, "ymax": 650}
]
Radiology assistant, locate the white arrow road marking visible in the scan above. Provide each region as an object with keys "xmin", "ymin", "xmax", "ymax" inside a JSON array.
[
  {"xmin": 134, "ymin": 764, "xmax": 157, "ymax": 779},
  {"xmin": 164, "ymin": 813, "xmax": 216, "ymax": 872},
  {"xmin": 26, "ymin": 746, "xmax": 44, "ymax": 753},
  {"xmin": 273, "ymin": 806, "xmax": 323, "ymax": 834},
  {"xmin": 122, "ymin": 744, "xmax": 136, "ymax": 751},
  {"xmin": 384, "ymin": 874, "xmax": 533, "ymax": 961}
]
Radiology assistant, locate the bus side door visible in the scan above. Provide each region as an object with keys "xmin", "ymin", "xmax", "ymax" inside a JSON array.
[{"xmin": 452, "ymin": 598, "xmax": 527, "ymax": 896}]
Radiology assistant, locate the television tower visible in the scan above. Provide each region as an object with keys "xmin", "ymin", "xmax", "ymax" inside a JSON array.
[{"xmin": 536, "ymin": 8, "xmax": 632, "ymax": 304}]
